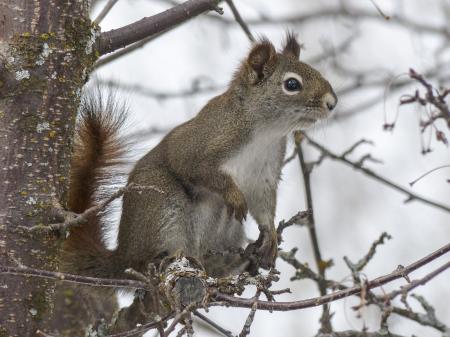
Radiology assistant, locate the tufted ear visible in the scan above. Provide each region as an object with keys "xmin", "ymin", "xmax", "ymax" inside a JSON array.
[
  {"xmin": 282, "ymin": 31, "xmax": 301, "ymax": 59},
  {"xmin": 246, "ymin": 39, "xmax": 278, "ymax": 84}
]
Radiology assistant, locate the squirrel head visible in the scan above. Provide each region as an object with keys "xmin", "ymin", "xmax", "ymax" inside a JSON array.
[{"xmin": 232, "ymin": 32, "xmax": 337, "ymax": 134}]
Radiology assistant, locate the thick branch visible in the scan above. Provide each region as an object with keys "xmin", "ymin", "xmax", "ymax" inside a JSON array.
[{"xmin": 98, "ymin": 0, "xmax": 221, "ymax": 55}]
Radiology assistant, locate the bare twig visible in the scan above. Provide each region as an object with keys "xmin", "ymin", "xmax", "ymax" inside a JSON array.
[
  {"xmin": 225, "ymin": 0, "xmax": 255, "ymax": 42},
  {"xmin": 399, "ymin": 69, "xmax": 450, "ymax": 147},
  {"xmin": 388, "ymin": 261, "xmax": 450, "ymax": 301},
  {"xmin": 283, "ymin": 248, "xmax": 449, "ymax": 333},
  {"xmin": 279, "ymin": 249, "xmax": 324, "ymax": 283},
  {"xmin": 344, "ymin": 232, "xmax": 392, "ymax": 276},
  {"xmin": 21, "ymin": 183, "xmax": 163, "ymax": 234},
  {"xmin": 0, "ymin": 265, "xmax": 149, "ymax": 290},
  {"xmin": 409, "ymin": 164, "xmax": 450, "ymax": 186},
  {"xmin": 390, "ymin": 295, "xmax": 449, "ymax": 333},
  {"xmin": 105, "ymin": 314, "xmax": 173, "ymax": 337},
  {"xmin": 303, "ymin": 135, "xmax": 450, "ymax": 213},
  {"xmin": 163, "ymin": 304, "xmax": 196, "ymax": 337},
  {"xmin": 276, "ymin": 210, "xmax": 310, "ymax": 243},
  {"xmin": 193, "ymin": 311, "xmax": 234, "ymax": 337},
  {"xmin": 239, "ymin": 290, "xmax": 261, "ymax": 337},
  {"xmin": 93, "ymin": 0, "xmax": 119, "ymax": 25},
  {"xmin": 368, "ymin": 0, "xmax": 390, "ymax": 20}
]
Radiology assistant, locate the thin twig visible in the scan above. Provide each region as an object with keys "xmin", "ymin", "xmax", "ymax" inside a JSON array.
[
  {"xmin": 344, "ymin": 232, "xmax": 392, "ymax": 276},
  {"xmin": 21, "ymin": 183, "xmax": 163, "ymax": 234},
  {"xmin": 163, "ymin": 304, "xmax": 196, "ymax": 337},
  {"xmin": 283, "ymin": 248, "xmax": 449, "ymax": 333},
  {"xmin": 388, "ymin": 261, "xmax": 450, "ymax": 301},
  {"xmin": 225, "ymin": 0, "xmax": 255, "ymax": 42},
  {"xmin": 105, "ymin": 314, "xmax": 173, "ymax": 337},
  {"xmin": 193, "ymin": 311, "xmax": 234, "ymax": 337},
  {"xmin": 368, "ymin": 0, "xmax": 390, "ymax": 20},
  {"xmin": 304, "ymin": 135, "xmax": 450, "ymax": 213},
  {"xmin": 0, "ymin": 265, "xmax": 149, "ymax": 290},
  {"xmin": 239, "ymin": 290, "xmax": 261, "ymax": 337},
  {"xmin": 294, "ymin": 131, "xmax": 332, "ymax": 332},
  {"xmin": 390, "ymin": 295, "xmax": 449, "ymax": 332},
  {"xmin": 276, "ymin": 210, "xmax": 310, "ymax": 243},
  {"xmin": 93, "ymin": 0, "xmax": 119, "ymax": 25},
  {"xmin": 409, "ymin": 165, "xmax": 450, "ymax": 187}
]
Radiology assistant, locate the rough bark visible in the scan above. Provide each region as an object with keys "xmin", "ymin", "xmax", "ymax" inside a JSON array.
[{"xmin": 0, "ymin": 1, "xmax": 98, "ymax": 336}]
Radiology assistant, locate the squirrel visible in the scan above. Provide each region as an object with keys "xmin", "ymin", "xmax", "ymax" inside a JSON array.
[{"xmin": 61, "ymin": 33, "xmax": 337, "ymax": 281}]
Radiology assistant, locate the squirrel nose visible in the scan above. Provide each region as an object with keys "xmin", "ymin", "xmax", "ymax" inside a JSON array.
[{"xmin": 322, "ymin": 92, "xmax": 337, "ymax": 112}]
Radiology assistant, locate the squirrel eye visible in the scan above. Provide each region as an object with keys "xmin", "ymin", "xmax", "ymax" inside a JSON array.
[
  {"xmin": 282, "ymin": 72, "xmax": 303, "ymax": 95},
  {"xmin": 284, "ymin": 78, "xmax": 301, "ymax": 91}
]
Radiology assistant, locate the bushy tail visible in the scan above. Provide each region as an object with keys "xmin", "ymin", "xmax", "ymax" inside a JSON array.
[{"xmin": 61, "ymin": 90, "xmax": 128, "ymax": 278}]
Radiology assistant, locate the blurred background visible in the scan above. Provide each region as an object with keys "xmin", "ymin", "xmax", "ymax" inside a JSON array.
[{"xmin": 90, "ymin": 0, "xmax": 450, "ymax": 336}]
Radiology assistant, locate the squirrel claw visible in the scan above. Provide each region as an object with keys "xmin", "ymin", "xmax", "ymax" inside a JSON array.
[{"xmin": 224, "ymin": 187, "xmax": 248, "ymax": 223}]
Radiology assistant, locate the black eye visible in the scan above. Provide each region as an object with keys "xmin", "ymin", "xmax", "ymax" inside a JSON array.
[{"xmin": 284, "ymin": 78, "xmax": 302, "ymax": 91}]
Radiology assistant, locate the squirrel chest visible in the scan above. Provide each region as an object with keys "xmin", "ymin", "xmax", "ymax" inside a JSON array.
[{"xmin": 221, "ymin": 130, "xmax": 286, "ymax": 200}]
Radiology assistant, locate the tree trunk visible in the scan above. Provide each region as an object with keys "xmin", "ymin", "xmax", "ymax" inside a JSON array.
[{"xmin": 0, "ymin": 1, "xmax": 97, "ymax": 335}]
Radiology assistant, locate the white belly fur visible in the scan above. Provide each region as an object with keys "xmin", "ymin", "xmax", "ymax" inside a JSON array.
[{"xmin": 221, "ymin": 129, "xmax": 286, "ymax": 208}]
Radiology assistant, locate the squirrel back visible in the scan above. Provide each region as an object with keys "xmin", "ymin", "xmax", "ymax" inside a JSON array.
[{"xmin": 61, "ymin": 91, "xmax": 128, "ymax": 278}]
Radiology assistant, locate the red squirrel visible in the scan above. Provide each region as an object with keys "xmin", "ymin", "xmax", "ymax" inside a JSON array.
[{"xmin": 61, "ymin": 34, "xmax": 337, "ymax": 281}]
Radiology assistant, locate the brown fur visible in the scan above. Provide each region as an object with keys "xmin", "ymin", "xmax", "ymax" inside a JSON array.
[{"xmin": 61, "ymin": 91, "xmax": 129, "ymax": 278}]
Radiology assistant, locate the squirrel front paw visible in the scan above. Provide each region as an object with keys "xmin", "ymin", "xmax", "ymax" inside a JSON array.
[
  {"xmin": 245, "ymin": 227, "xmax": 278, "ymax": 270},
  {"xmin": 224, "ymin": 186, "xmax": 248, "ymax": 222}
]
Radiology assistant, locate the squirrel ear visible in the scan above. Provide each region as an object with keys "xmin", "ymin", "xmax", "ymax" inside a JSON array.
[
  {"xmin": 282, "ymin": 31, "xmax": 301, "ymax": 59},
  {"xmin": 247, "ymin": 39, "xmax": 277, "ymax": 84}
]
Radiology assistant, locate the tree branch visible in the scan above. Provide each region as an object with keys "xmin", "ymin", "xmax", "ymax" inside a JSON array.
[
  {"xmin": 213, "ymin": 242, "xmax": 450, "ymax": 311},
  {"xmin": 295, "ymin": 131, "xmax": 333, "ymax": 332},
  {"xmin": 97, "ymin": 0, "xmax": 222, "ymax": 55},
  {"xmin": 225, "ymin": 0, "xmax": 255, "ymax": 42},
  {"xmin": 303, "ymin": 135, "xmax": 450, "ymax": 213},
  {"xmin": 193, "ymin": 311, "xmax": 234, "ymax": 337},
  {"xmin": 93, "ymin": 0, "xmax": 119, "ymax": 25},
  {"xmin": 20, "ymin": 183, "xmax": 163, "ymax": 234},
  {"xmin": 0, "ymin": 265, "xmax": 148, "ymax": 290}
]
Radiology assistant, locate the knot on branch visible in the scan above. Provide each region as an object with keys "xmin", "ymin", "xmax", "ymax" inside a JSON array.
[{"xmin": 159, "ymin": 255, "xmax": 208, "ymax": 310}]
